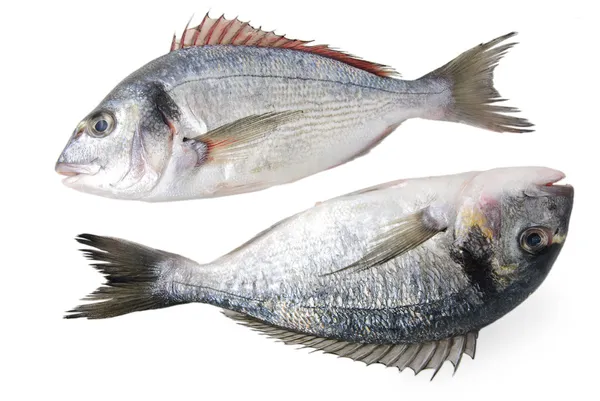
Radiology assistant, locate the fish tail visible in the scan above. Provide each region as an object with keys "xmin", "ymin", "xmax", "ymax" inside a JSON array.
[
  {"xmin": 421, "ymin": 32, "xmax": 533, "ymax": 133},
  {"xmin": 65, "ymin": 234, "xmax": 192, "ymax": 319}
]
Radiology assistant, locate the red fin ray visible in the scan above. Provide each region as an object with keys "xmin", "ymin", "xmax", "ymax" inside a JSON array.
[{"xmin": 170, "ymin": 13, "xmax": 398, "ymax": 78}]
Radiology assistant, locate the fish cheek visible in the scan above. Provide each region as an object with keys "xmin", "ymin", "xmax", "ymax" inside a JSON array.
[
  {"xmin": 143, "ymin": 127, "xmax": 173, "ymax": 174},
  {"xmin": 494, "ymin": 196, "xmax": 557, "ymax": 290},
  {"xmin": 525, "ymin": 244, "xmax": 562, "ymax": 285},
  {"xmin": 451, "ymin": 226, "xmax": 500, "ymax": 294}
]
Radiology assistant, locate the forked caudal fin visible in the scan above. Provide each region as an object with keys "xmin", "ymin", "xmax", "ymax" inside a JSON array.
[
  {"xmin": 423, "ymin": 32, "xmax": 533, "ymax": 133},
  {"xmin": 65, "ymin": 234, "xmax": 184, "ymax": 319}
]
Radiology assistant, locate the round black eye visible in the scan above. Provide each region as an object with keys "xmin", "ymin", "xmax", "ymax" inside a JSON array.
[
  {"xmin": 94, "ymin": 119, "xmax": 108, "ymax": 133},
  {"xmin": 527, "ymin": 233, "xmax": 542, "ymax": 247},
  {"xmin": 88, "ymin": 112, "xmax": 115, "ymax": 137},
  {"xmin": 519, "ymin": 227, "xmax": 550, "ymax": 254}
]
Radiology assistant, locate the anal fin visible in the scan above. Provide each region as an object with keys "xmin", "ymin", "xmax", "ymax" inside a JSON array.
[{"xmin": 223, "ymin": 310, "xmax": 478, "ymax": 378}]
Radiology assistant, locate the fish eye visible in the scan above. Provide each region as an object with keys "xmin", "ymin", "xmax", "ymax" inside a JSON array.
[
  {"xmin": 88, "ymin": 112, "xmax": 115, "ymax": 137},
  {"xmin": 519, "ymin": 227, "xmax": 551, "ymax": 254}
]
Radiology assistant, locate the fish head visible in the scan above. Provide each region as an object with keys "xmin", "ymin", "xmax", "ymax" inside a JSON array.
[
  {"xmin": 55, "ymin": 86, "xmax": 173, "ymax": 199},
  {"xmin": 454, "ymin": 167, "xmax": 573, "ymax": 294}
]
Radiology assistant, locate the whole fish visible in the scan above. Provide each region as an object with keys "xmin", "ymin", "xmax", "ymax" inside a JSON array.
[
  {"xmin": 67, "ymin": 167, "xmax": 572, "ymax": 377},
  {"xmin": 56, "ymin": 14, "xmax": 532, "ymax": 201}
]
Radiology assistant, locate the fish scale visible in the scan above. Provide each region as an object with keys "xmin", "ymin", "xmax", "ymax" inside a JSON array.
[
  {"xmin": 57, "ymin": 15, "xmax": 532, "ymax": 200},
  {"xmin": 58, "ymin": 14, "xmax": 570, "ymax": 378},
  {"xmin": 68, "ymin": 166, "xmax": 572, "ymax": 343}
]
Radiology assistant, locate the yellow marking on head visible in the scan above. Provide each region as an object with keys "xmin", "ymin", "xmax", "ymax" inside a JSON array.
[
  {"xmin": 491, "ymin": 263, "xmax": 519, "ymax": 288},
  {"xmin": 552, "ymin": 234, "xmax": 567, "ymax": 244},
  {"xmin": 499, "ymin": 264, "xmax": 518, "ymax": 273},
  {"xmin": 460, "ymin": 207, "xmax": 494, "ymax": 240}
]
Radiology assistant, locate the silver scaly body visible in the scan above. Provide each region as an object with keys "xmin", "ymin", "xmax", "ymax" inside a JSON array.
[
  {"xmin": 56, "ymin": 15, "xmax": 531, "ymax": 201},
  {"xmin": 120, "ymin": 46, "xmax": 446, "ymax": 199},
  {"xmin": 67, "ymin": 167, "xmax": 573, "ymax": 376},
  {"xmin": 168, "ymin": 171, "xmax": 477, "ymax": 342}
]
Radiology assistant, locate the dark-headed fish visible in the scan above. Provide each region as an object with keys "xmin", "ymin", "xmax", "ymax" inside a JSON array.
[
  {"xmin": 66, "ymin": 167, "xmax": 572, "ymax": 377},
  {"xmin": 56, "ymin": 14, "xmax": 532, "ymax": 201}
]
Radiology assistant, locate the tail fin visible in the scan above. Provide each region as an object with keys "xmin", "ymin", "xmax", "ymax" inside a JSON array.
[
  {"xmin": 423, "ymin": 32, "xmax": 533, "ymax": 133},
  {"xmin": 65, "ymin": 234, "xmax": 182, "ymax": 319}
]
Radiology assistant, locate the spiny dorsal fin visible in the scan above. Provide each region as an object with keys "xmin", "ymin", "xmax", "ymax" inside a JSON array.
[
  {"xmin": 223, "ymin": 310, "xmax": 478, "ymax": 378},
  {"xmin": 170, "ymin": 13, "xmax": 398, "ymax": 78}
]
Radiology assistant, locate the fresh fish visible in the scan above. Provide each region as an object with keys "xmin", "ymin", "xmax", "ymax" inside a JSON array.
[
  {"xmin": 66, "ymin": 167, "xmax": 573, "ymax": 377},
  {"xmin": 56, "ymin": 14, "xmax": 532, "ymax": 201}
]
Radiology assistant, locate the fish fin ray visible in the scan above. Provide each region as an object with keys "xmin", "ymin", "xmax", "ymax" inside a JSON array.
[
  {"xmin": 423, "ymin": 32, "xmax": 533, "ymax": 133},
  {"xmin": 186, "ymin": 110, "xmax": 303, "ymax": 164},
  {"xmin": 324, "ymin": 207, "xmax": 446, "ymax": 275},
  {"xmin": 448, "ymin": 335, "xmax": 467, "ymax": 373},
  {"xmin": 171, "ymin": 13, "xmax": 398, "ymax": 77},
  {"xmin": 362, "ymin": 344, "xmax": 394, "ymax": 365},
  {"xmin": 379, "ymin": 344, "xmax": 408, "ymax": 366},
  {"xmin": 64, "ymin": 235, "xmax": 183, "ymax": 319},
  {"xmin": 427, "ymin": 338, "xmax": 452, "ymax": 380},
  {"xmin": 221, "ymin": 310, "xmax": 476, "ymax": 377},
  {"xmin": 465, "ymin": 332, "xmax": 478, "ymax": 359},
  {"xmin": 408, "ymin": 342, "xmax": 438, "ymax": 374},
  {"xmin": 395, "ymin": 343, "xmax": 422, "ymax": 371}
]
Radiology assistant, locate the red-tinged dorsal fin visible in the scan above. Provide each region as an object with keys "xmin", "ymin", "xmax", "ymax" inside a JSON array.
[{"xmin": 170, "ymin": 13, "xmax": 398, "ymax": 78}]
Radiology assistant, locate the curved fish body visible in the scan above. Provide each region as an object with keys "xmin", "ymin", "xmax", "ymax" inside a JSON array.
[
  {"xmin": 56, "ymin": 15, "xmax": 532, "ymax": 201},
  {"xmin": 67, "ymin": 167, "xmax": 573, "ymax": 376}
]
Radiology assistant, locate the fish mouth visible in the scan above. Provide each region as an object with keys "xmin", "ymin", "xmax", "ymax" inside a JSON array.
[
  {"xmin": 536, "ymin": 176, "xmax": 574, "ymax": 198},
  {"xmin": 55, "ymin": 162, "xmax": 101, "ymax": 183}
]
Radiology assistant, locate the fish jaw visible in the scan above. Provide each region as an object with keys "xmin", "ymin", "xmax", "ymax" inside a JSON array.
[
  {"xmin": 55, "ymin": 162, "xmax": 102, "ymax": 187},
  {"xmin": 55, "ymin": 160, "xmax": 117, "ymax": 197},
  {"xmin": 55, "ymin": 162, "xmax": 101, "ymax": 177}
]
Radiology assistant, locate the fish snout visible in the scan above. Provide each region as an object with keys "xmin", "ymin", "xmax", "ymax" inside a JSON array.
[
  {"xmin": 535, "ymin": 183, "xmax": 574, "ymax": 198},
  {"xmin": 523, "ymin": 172, "xmax": 573, "ymax": 199}
]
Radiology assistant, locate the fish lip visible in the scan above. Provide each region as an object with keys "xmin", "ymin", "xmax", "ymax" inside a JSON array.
[
  {"xmin": 539, "ymin": 174, "xmax": 573, "ymax": 197},
  {"xmin": 536, "ymin": 183, "xmax": 574, "ymax": 197},
  {"xmin": 524, "ymin": 174, "xmax": 573, "ymax": 198},
  {"xmin": 55, "ymin": 162, "xmax": 101, "ymax": 177}
]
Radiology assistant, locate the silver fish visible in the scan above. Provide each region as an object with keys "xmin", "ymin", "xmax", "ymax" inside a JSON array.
[
  {"xmin": 66, "ymin": 167, "xmax": 572, "ymax": 377},
  {"xmin": 56, "ymin": 14, "xmax": 532, "ymax": 201}
]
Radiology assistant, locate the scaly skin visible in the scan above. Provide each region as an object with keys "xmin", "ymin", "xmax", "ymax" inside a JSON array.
[
  {"xmin": 57, "ymin": 32, "xmax": 531, "ymax": 201},
  {"xmin": 158, "ymin": 167, "xmax": 572, "ymax": 344},
  {"xmin": 57, "ymin": 46, "xmax": 450, "ymax": 200},
  {"xmin": 119, "ymin": 46, "xmax": 448, "ymax": 200}
]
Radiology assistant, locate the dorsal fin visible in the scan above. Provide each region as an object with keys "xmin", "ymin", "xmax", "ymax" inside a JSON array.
[
  {"xmin": 223, "ymin": 310, "xmax": 478, "ymax": 378},
  {"xmin": 170, "ymin": 14, "xmax": 398, "ymax": 78}
]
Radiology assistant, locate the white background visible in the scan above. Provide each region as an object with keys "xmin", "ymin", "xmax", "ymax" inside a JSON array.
[{"xmin": 1, "ymin": 0, "xmax": 598, "ymax": 399}]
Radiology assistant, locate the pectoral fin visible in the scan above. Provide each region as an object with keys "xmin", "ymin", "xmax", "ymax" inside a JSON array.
[
  {"xmin": 184, "ymin": 110, "xmax": 303, "ymax": 164},
  {"xmin": 325, "ymin": 207, "xmax": 447, "ymax": 275}
]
